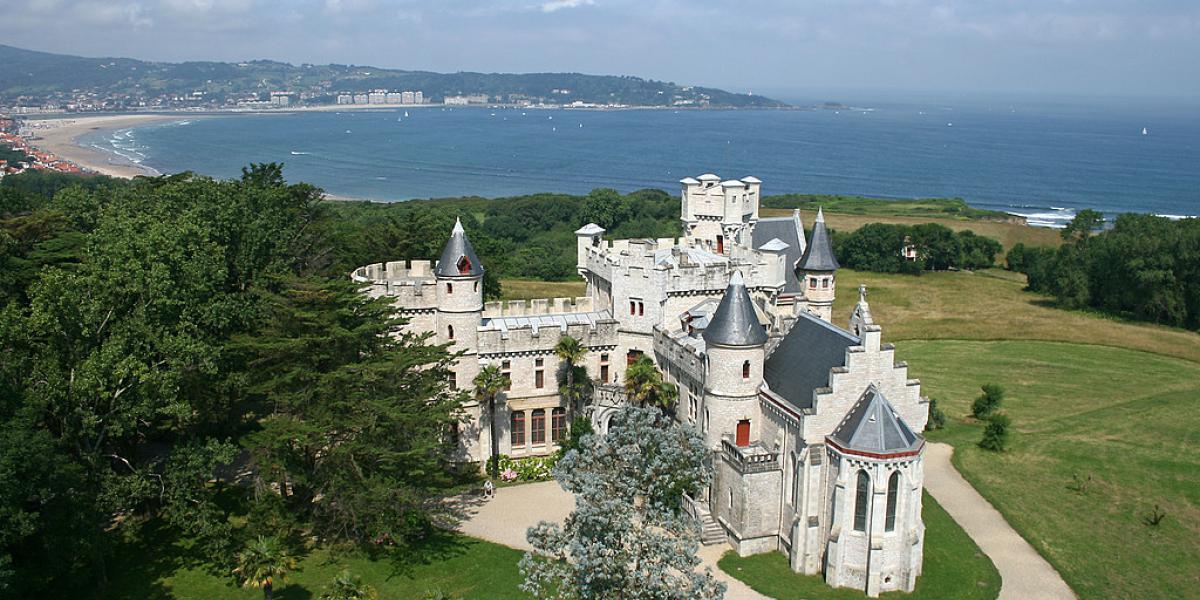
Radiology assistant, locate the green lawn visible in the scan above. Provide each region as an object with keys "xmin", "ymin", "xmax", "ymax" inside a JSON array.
[
  {"xmin": 101, "ymin": 527, "xmax": 529, "ymax": 600},
  {"xmin": 719, "ymin": 492, "xmax": 999, "ymax": 600},
  {"xmin": 499, "ymin": 278, "xmax": 585, "ymax": 301},
  {"xmin": 902, "ymin": 340, "xmax": 1200, "ymax": 600}
]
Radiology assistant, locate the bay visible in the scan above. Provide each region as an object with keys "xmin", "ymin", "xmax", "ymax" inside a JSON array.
[{"xmin": 85, "ymin": 101, "xmax": 1200, "ymax": 227}]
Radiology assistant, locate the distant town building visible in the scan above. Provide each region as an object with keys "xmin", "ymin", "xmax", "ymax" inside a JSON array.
[
  {"xmin": 401, "ymin": 91, "xmax": 415, "ymax": 104},
  {"xmin": 444, "ymin": 95, "xmax": 468, "ymax": 106},
  {"xmin": 368, "ymin": 90, "xmax": 387, "ymax": 105},
  {"xmin": 353, "ymin": 93, "xmax": 369, "ymax": 105},
  {"xmin": 269, "ymin": 92, "xmax": 290, "ymax": 107},
  {"xmin": 444, "ymin": 94, "xmax": 488, "ymax": 105},
  {"xmin": 414, "ymin": 91, "xmax": 424, "ymax": 104},
  {"xmin": 386, "ymin": 92, "xmax": 403, "ymax": 104},
  {"xmin": 336, "ymin": 94, "xmax": 354, "ymax": 105}
]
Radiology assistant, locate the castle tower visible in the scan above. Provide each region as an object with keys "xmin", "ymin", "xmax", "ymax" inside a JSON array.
[
  {"xmin": 701, "ymin": 271, "xmax": 768, "ymax": 450},
  {"xmin": 797, "ymin": 208, "xmax": 839, "ymax": 323},
  {"xmin": 680, "ymin": 174, "xmax": 761, "ymax": 254},
  {"xmin": 435, "ymin": 218, "xmax": 485, "ymax": 395}
]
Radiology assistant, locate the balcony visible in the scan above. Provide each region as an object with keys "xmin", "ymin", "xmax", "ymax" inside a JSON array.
[{"xmin": 721, "ymin": 437, "xmax": 780, "ymax": 474}]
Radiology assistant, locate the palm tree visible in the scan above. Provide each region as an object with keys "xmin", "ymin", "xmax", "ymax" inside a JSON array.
[
  {"xmin": 233, "ymin": 536, "xmax": 298, "ymax": 600},
  {"xmin": 474, "ymin": 364, "xmax": 509, "ymax": 477},
  {"xmin": 554, "ymin": 335, "xmax": 589, "ymax": 419},
  {"xmin": 319, "ymin": 570, "xmax": 378, "ymax": 600},
  {"xmin": 623, "ymin": 355, "xmax": 677, "ymax": 413}
]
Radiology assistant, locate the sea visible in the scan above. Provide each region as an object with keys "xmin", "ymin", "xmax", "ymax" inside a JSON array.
[{"xmin": 83, "ymin": 98, "xmax": 1200, "ymax": 228}]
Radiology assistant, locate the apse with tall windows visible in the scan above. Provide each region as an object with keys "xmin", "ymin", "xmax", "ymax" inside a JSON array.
[{"xmin": 822, "ymin": 385, "xmax": 925, "ymax": 595}]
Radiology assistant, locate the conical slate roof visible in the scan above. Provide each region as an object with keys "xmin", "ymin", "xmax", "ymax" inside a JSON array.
[
  {"xmin": 435, "ymin": 218, "xmax": 484, "ymax": 277},
  {"xmin": 798, "ymin": 208, "xmax": 839, "ymax": 272},
  {"xmin": 829, "ymin": 386, "xmax": 922, "ymax": 455},
  {"xmin": 703, "ymin": 271, "xmax": 768, "ymax": 347}
]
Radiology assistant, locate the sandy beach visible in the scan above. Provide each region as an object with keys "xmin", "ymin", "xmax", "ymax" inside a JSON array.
[{"xmin": 20, "ymin": 114, "xmax": 185, "ymax": 178}]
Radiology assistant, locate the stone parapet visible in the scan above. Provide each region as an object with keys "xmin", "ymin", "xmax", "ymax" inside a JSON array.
[
  {"xmin": 477, "ymin": 320, "xmax": 618, "ymax": 356},
  {"xmin": 482, "ymin": 296, "xmax": 595, "ymax": 317}
]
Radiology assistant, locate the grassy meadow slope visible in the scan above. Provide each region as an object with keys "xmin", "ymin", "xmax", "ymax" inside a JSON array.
[{"xmin": 502, "ymin": 265, "xmax": 1200, "ymax": 599}]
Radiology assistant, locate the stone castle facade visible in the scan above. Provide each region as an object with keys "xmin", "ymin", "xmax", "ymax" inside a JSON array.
[{"xmin": 353, "ymin": 174, "xmax": 930, "ymax": 596}]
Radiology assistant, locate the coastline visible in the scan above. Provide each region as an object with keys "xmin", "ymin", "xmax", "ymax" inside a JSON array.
[{"xmin": 19, "ymin": 114, "xmax": 183, "ymax": 178}]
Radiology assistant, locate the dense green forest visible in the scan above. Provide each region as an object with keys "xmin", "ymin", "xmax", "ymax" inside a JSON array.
[
  {"xmin": 0, "ymin": 167, "xmax": 468, "ymax": 596},
  {"xmin": 1006, "ymin": 212, "xmax": 1200, "ymax": 329},
  {"xmin": 835, "ymin": 222, "xmax": 1003, "ymax": 273},
  {"xmin": 0, "ymin": 44, "xmax": 786, "ymax": 108}
]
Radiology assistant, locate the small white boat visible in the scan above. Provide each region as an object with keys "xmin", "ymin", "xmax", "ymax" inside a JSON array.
[
  {"xmin": 1142, "ymin": 127, "xmax": 1148, "ymax": 136},
  {"xmin": 404, "ymin": 111, "xmax": 409, "ymax": 117}
]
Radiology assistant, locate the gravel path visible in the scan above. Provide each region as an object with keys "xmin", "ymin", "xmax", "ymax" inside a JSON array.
[
  {"xmin": 457, "ymin": 480, "xmax": 769, "ymax": 600},
  {"xmin": 457, "ymin": 444, "xmax": 1076, "ymax": 600},
  {"xmin": 924, "ymin": 442, "xmax": 1076, "ymax": 600}
]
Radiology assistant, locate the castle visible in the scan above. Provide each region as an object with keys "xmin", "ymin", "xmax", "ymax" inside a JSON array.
[{"xmin": 352, "ymin": 174, "xmax": 930, "ymax": 596}]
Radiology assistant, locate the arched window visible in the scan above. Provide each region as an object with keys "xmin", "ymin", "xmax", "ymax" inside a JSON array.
[
  {"xmin": 742, "ymin": 360, "xmax": 751, "ymax": 380},
  {"xmin": 551, "ymin": 408, "xmax": 567, "ymax": 442},
  {"xmin": 885, "ymin": 471, "xmax": 900, "ymax": 532},
  {"xmin": 531, "ymin": 409, "xmax": 546, "ymax": 445},
  {"xmin": 457, "ymin": 256, "xmax": 472, "ymax": 275},
  {"xmin": 853, "ymin": 470, "xmax": 870, "ymax": 532},
  {"xmin": 792, "ymin": 454, "xmax": 802, "ymax": 507},
  {"xmin": 474, "ymin": 280, "xmax": 479, "ymax": 292},
  {"xmin": 447, "ymin": 325, "xmax": 455, "ymax": 340},
  {"xmin": 511, "ymin": 411, "xmax": 525, "ymax": 447}
]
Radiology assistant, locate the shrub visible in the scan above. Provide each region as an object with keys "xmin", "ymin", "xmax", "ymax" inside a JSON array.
[
  {"xmin": 925, "ymin": 398, "xmax": 946, "ymax": 431},
  {"xmin": 971, "ymin": 384, "xmax": 1004, "ymax": 419},
  {"xmin": 1142, "ymin": 505, "xmax": 1167, "ymax": 527},
  {"xmin": 979, "ymin": 413, "xmax": 1011, "ymax": 452},
  {"xmin": 491, "ymin": 454, "xmax": 559, "ymax": 483}
]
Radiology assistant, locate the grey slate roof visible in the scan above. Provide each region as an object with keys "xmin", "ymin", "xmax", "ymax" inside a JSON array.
[
  {"xmin": 829, "ymin": 386, "xmax": 923, "ymax": 455},
  {"xmin": 702, "ymin": 271, "xmax": 768, "ymax": 347},
  {"xmin": 753, "ymin": 209, "xmax": 807, "ymax": 293},
  {"xmin": 798, "ymin": 208, "xmax": 839, "ymax": 272},
  {"xmin": 762, "ymin": 312, "xmax": 859, "ymax": 410},
  {"xmin": 435, "ymin": 218, "xmax": 485, "ymax": 278}
]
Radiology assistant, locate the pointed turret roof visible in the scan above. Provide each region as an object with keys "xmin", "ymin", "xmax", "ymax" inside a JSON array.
[
  {"xmin": 798, "ymin": 208, "xmax": 838, "ymax": 272},
  {"xmin": 829, "ymin": 386, "xmax": 922, "ymax": 456},
  {"xmin": 435, "ymin": 218, "xmax": 484, "ymax": 278},
  {"xmin": 703, "ymin": 271, "xmax": 768, "ymax": 347}
]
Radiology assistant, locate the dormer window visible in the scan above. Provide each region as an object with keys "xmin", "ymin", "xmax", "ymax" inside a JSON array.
[{"xmin": 457, "ymin": 256, "xmax": 472, "ymax": 275}]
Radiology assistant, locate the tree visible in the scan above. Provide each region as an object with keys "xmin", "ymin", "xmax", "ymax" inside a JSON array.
[
  {"xmin": 320, "ymin": 570, "xmax": 378, "ymax": 600},
  {"xmin": 234, "ymin": 536, "xmax": 298, "ymax": 600},
  {"xmin": 979, "ymin": 413, "xmax": 1012, "ymax": 452},
  {"xmin": 555, "ymin": 416, "xmax": 593, "ymax": 459},
  {"xmin": 554, "ymin": 335, "xmax": 589, "ymax": 420},
  {"xmin": 1061, "ymin": 209, "xmax": 1105, "ymax": 242},
  {"xmin": 925, "ymin": 398, "xmax": 947, "ymax": 431},
  {"xmin": 971, "ymin": 384, "xmax": 1004, "ymax": 420},
  {"xmin": 520, "ymin": 406, "xmax": 725, "ymax": 600},
  {"xmin": 239, "ymin": 277, "xmax": 462, "ymax": 548},
  {"xmin": 474, "ymin": 364, "xmax": 510, "ymax": 478},
  {"xmin": 623, "ymin": 355, "xmax": 678, "ymax": 412}
]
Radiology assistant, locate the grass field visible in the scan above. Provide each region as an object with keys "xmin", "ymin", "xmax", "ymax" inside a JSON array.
[
  {"xmin": 902, "ymin": 340, "xmax": 1200, "ymax": 600},
  {"xmin": 499, "ymin": 278, "xmax": 585, "ymax": 301},
  {"xmin": 101, "ymin": 527, "xmax": 528, "ymax": 600},
  {"xmin": 760, "ymin": 207, "xmax": 1063, "ymax": 251},
  {"xmin": 719, "ymin": 492, "xmax": 1000, "ymax": 600},
  {"xmin": 831, "ymin": 268, "xmax": 1200, "ymax": 364}
]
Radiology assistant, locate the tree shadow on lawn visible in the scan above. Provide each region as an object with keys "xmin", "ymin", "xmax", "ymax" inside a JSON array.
[
  {"xmin": 98, "ymin": 518, "xmax": 211, "ymax": 600},
  {"xmin": 384, "ymin": 529, "xmax": 475, "ymax": 581}
]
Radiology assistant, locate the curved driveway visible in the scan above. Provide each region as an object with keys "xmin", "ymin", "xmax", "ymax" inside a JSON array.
[{"xmin": 459, "ymin": 444, "xmax": 1076, "ymax": 600}]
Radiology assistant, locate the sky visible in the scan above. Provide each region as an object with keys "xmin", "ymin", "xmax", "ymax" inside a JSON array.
[{"xmin": 5, "ymin": 0, "xmax": 1200, "ymax": 100}]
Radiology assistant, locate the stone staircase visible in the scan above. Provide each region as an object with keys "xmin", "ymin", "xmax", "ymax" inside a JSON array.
[{"xmin": 697, "ymin": 505, "xmax": 727, "ymax": 546}]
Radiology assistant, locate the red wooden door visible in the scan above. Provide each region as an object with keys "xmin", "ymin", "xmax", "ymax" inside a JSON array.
[
  {"xmin": 736, "ymin": 420, "xmax": 750, "ymax": 447},
  {"xmin": 716, "ymin": 235, "xmax": 725, "ymax": 254}
]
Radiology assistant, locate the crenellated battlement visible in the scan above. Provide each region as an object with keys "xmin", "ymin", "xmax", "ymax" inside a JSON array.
[
  {"xmin": 477, "ymin": 319, "xmax": 618, "ymax": 356},
  {"xmin": 483, "ymin": 297, "xmax": 596, "ymax": 317},
  {"xmin": 351, "ymin": 260, "xmax": 436, "ymax": 283},
  {"xmin": 351, "ymin": 260, "xmax": 438, "ymax": 304}
]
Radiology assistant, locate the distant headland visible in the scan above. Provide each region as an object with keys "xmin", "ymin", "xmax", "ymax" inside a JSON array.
[{"xmin": 0, "ymin": 44, "xmax": 790, "ymax": 113}]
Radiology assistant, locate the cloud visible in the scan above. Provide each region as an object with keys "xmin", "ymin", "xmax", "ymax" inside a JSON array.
[{"xmin": 541, "ymin": 0, "xmax": 593, "ymax": 13}]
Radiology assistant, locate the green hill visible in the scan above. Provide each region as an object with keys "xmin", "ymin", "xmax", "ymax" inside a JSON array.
[{"xmin": 0, "ymin": 44, "xmax": 787, "ymax": 109}]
